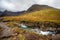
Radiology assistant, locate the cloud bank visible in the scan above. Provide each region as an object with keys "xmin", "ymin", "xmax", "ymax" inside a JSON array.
[
  {"xmin": 34, "ymin": 0, "xmax": 60, "ymax": 8},
  {"xmin": 0, "ymin": 0, "xmax": 60, "ymax": 12}
]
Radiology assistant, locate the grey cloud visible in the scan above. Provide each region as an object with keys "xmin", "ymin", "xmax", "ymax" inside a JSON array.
[
  {"xmin": 0, "ymin": 0, "xmax": 35, "ymax": 12},
  {"xmin": 34, "ymin": 0, "xmax": 60, "ymax": 9},
  {"xmin": 0, "ymin": 0, "xmax": 60, "ymax": 12}
]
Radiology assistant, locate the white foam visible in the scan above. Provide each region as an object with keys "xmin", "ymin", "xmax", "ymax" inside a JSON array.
[{"xmin": 20, "ymin": 24, "xmax": 27, "ymax": 28}]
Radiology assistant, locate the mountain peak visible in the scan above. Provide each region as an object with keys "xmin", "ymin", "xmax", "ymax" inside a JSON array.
[{"xmin": 27, "ymin": 4, "xmax": 53, "ymax": 12}]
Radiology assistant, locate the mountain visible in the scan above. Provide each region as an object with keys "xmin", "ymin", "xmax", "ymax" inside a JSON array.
[
  {"xmin": 0, "ymin": 4, "xmax": 58, "ymax": 17},
  {"xmin": 0, "ymin": 11, "xmax": 3, "ymax": 16},
  {"xmin": 0, "ymin": 10, "xmax": 26, "ymax": 17},
  {"xmin": 3, "ymin": 8, "xmax": 60, "ymax": 23},
  {"xmin": 27, "ymin": 4, "xmax": 54, "ymax": 12},
  {"xmin": 1, "ymin": 4, "xmax": 60, "ymax": 23}
]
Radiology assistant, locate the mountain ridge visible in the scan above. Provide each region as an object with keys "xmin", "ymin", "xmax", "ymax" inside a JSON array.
[
  {"xmin": 27, "ymin": 4, "xmax": 54, "ymax": 12},
  {"xmin": 0, "ymin": 4, "xmax": 60, "ymax": 17}
]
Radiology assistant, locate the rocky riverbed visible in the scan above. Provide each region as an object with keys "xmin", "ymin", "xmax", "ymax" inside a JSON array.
[{"xmin": 0, "ymin": 21, "xmax": 60, "ymax": 40}]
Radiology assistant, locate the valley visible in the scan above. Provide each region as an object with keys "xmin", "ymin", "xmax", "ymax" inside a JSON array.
[{"xmin": 0, "ymin": 4, "xmax": 60, "ymax": 40}]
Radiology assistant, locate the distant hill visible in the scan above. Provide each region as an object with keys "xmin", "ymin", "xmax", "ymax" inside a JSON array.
[
  {"xmin": 0, "ymin": 11, "xmax": 3, "ymax": 16},
  {"xmin": 0, "ymin": 10, "xmax": 26, "ymax": 17},
  {"xmin": 27, "ymin": 4, "xmax": 54, "ymax": 12}
]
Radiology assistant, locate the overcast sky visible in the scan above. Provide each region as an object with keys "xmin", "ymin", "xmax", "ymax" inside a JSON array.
[{"xmin": 0, "ymin": 0, "xmax": 60, "ymax": 12}]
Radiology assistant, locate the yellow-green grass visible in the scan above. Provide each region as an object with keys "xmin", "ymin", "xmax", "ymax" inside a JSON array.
[{"xmin": 2, "ymin": 8, "xmax": 60, "ymax": 23}]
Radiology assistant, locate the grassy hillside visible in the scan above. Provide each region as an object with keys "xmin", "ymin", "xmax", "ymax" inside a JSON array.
[{"xmin": 2, "ymin": 8, "xmax": 60, "ymax": 23}]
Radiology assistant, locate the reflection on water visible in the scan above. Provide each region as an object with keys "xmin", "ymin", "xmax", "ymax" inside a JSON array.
[{"xmin": 20, "ymin": 23, "xmax": 56, "ymax": 35}]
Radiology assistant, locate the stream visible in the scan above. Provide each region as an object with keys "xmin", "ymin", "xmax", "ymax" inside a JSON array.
[{"xmin": 19, "ymin": 23, "xmax": 56, "ymax": 35}]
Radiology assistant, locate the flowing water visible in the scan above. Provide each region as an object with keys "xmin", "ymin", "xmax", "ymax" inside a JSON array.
[{"xmin": 20, "ymin": 23, "xmax": 56, "ymax": 35}]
